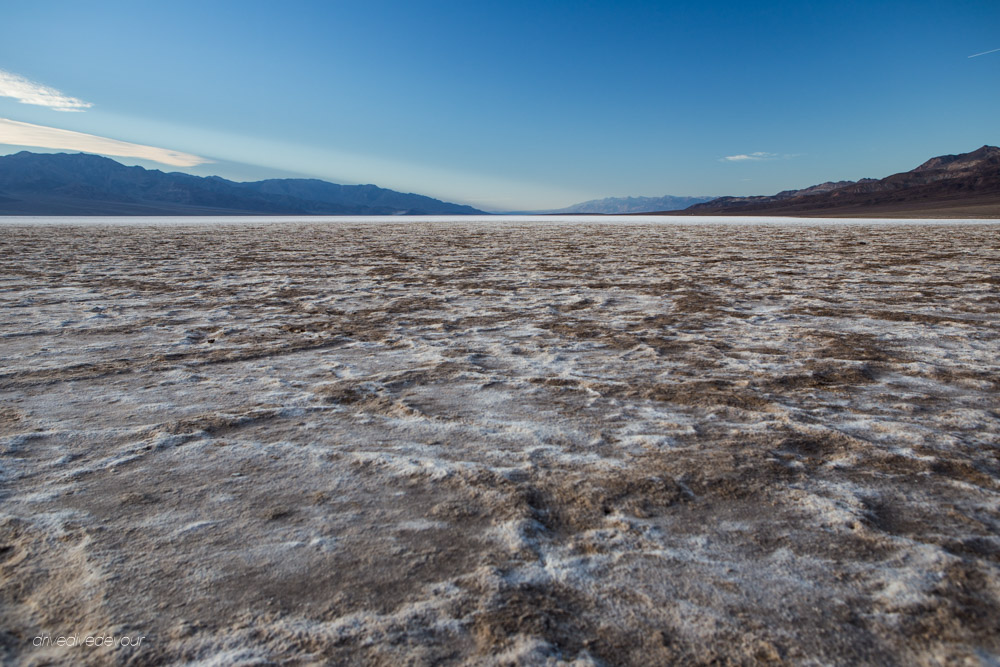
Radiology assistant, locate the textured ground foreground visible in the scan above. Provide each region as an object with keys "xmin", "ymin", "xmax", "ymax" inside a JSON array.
[{"xmin": 2, "ymin": 219, "xmax": 999, "ymax": 666}]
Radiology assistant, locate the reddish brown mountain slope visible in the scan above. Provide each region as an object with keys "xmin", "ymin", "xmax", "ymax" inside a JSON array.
[{"xmin": 680, "ymin": 145, "xmax": 1000, "ymax": 217}]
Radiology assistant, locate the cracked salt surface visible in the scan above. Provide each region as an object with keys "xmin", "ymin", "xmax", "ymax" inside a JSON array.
[{"xmin": 1, "ymin": 217, "xmax": 998, "ymax": 665}]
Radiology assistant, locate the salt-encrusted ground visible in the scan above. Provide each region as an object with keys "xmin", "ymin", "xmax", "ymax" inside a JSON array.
[{"xmin": 1, "ymin": 218, "xmax": 998, "ymax": 666}]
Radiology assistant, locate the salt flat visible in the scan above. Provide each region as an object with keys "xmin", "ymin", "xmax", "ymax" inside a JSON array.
[{"xmin": 1, "ymin": 218, "xmax": 998, "ymax": 665}]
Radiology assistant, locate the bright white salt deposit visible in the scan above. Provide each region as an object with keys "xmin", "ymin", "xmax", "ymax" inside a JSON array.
[{"xmin": 0, "ymin": 219, "xmax": 998, "ymax": 665}]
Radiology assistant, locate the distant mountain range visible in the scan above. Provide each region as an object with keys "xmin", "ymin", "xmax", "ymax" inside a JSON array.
[
  {"xmin": 0, "ymin": 152, "xmax": 484, "ymax": 216},
  {"xmin": 680, "ymin": 145, "xmax": 1000, "ymax": 217},
  {"xmin": 521, "ymin": 194, "xmax": 714, "ymax": 215},
  {"xmin": 3, "ymin": 146, "xmax": 997, "ymax": 219}
]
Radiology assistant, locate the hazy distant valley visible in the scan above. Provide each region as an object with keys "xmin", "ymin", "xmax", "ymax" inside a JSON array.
[{"xmin": 512, "ymin": 194, "xmax": 714, "ymax": 215}]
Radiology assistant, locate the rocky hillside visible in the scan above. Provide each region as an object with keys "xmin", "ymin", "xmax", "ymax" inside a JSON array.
[{"xmin": 683, "ymin": 146, "xmax": 1000, "ymax": 217}]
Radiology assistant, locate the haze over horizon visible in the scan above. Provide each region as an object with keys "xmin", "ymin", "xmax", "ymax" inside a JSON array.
[{"xmin": 1, "ymin": 0, "xmax": 998, "ymax": 211}]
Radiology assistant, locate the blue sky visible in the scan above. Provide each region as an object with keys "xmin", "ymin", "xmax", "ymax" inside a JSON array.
[{"xmin": 1, "ymin": 0, "xmax": 998, "ymax": 210}]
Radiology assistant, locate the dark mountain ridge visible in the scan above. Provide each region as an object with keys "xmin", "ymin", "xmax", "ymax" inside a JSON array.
[
  {"xmin": 0, "ymin": 152, "xmax": 484, "ymax": 216},
  {"xmin": 681, "ymin": 145, "xmax": 1000, "ymax": 217}
]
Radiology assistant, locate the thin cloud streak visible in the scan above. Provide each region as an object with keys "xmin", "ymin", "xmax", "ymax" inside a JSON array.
[
  {"xmin": 0, "ymin": 69, "xmax": 93, "ymax": 111},
  {"xmin": 0, "ymin": 118, "xmax": 209, "ymax": 167},
  {"xmin": 968, "ymin": 47, "xmax": 1000, "ymax": 58},
  {"xmin": 721, "ymin": 152, "xmax": 778, "ymax": 162}
]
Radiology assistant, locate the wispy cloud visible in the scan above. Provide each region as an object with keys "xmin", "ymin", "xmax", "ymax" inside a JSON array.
[
  {"xmin": 968, "ymin": 47, "xmax": 1000, "ymax": 58},
  {"xmin": 0, "ymin": 118, "xmax": 209, "ymax": 167},
  {"xmin": 721, "ymin": 152, "xmax": 778, "ymax": 162},
  {"xmin": 0, "ymin": 69, "xmax": 93, "ymax": 112}
]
